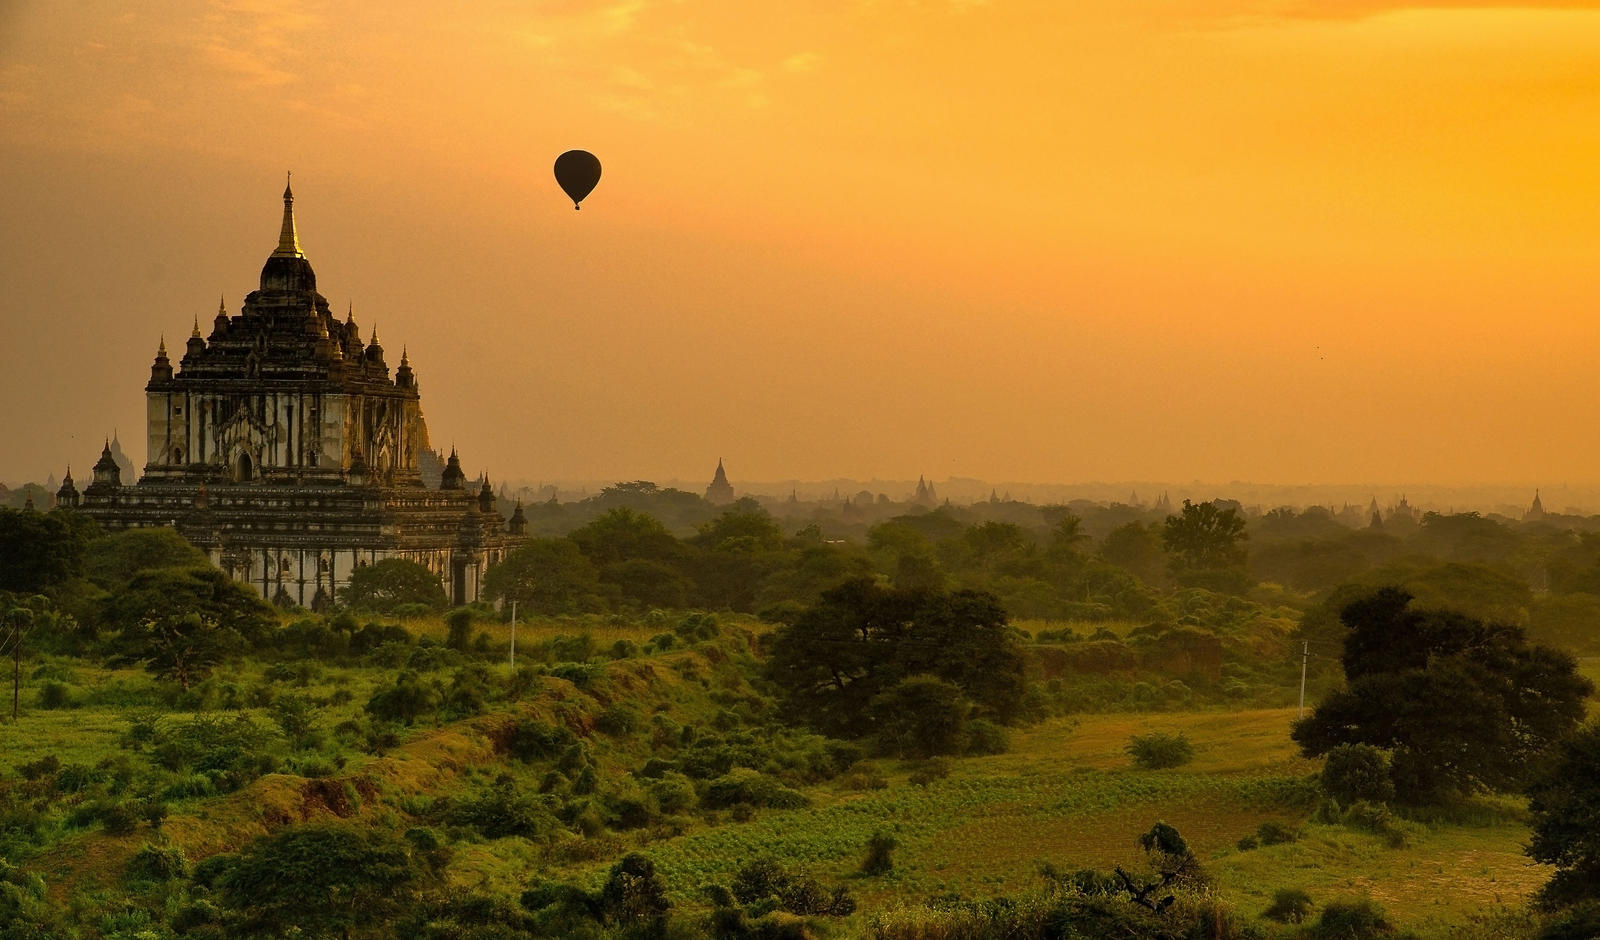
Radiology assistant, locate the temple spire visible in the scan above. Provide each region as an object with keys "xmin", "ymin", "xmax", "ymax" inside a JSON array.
[{"xmin": 272, "ymin": 172, "xmax": 303, "ymax": 258}]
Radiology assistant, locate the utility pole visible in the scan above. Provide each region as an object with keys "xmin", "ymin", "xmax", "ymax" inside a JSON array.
[
  {"xmin": 509, "ymin": 600, "xmax": 517, "ymax": 669},
  {"xmin": 1298, "ymin": 640, "xmax": 1309, "ymax": 719}
]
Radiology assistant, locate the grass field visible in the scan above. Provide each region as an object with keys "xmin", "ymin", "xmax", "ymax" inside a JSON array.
[
  {"xmin": 513, "ymin": 707, "xmax": 1551, "ymax": 935},
  {"xmin": 5, "ymin": 631, "xmax": 1579, "ymax": 938}
]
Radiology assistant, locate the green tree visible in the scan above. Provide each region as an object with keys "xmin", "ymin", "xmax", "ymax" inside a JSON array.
[
  {"xmin": 766, "ymin": 580, "xmax": 1025, "ymax": 737},
  {"xmin": 1100, "ymin": 522, "xmax": 1167, "ymax": 586},
  {"xmin": 1162, "ymin": 500, "xmax": 1248, "ymax": 588},
  {"xmin": 342, "ymin": 559, "xmax": 447, "ymax": 613},
  {"xmin": 81, "ymin": 527, "xmax": 207, "ymax": 590},
  {"xmin": 217, "ymin": 823, "xmax": 428, "ymax": 937},
  {"xmin": 872, "ymin": 675, "xmax": 971, "ymax": 758},
  {"xmin": 1526, "ymin": 720, "xmax": 1600, "ymax": 908},
  {"xmin": 102, "ymin": 565, "xmax": 276, "ymax": 647},
  {"xmin": 1320, "ymin": 743, "xmax": 1395, "ymax": 805},
  {"xmin": 694, "ymin": 504, "xmax": 784, "ymax": 553},
  {"xmin": 596, "ymin": 853, "xmax": 671, "ymax": 926},
  {"xmin": 0, "ymin": 507, "xmax": 97, "ymax": 594},
  {"xmin": 569, "ymin": 508, "xmax": 681, "ymax": 566},
  {"xmin": 1292, "ymin": 588, "xmax": 1593, "ymax": 803},
  {"xmin": 483, "ymin": 539, "xmax": 608, "ymax": 615},
  {"xmin": 113, "ymin": 610, "xmax": 245, "ymax": 690}
]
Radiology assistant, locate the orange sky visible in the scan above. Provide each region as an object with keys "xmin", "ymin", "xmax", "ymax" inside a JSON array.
[{"xmin": 4, "ymin": 1, "xmax": 1600, "ymax": 489}]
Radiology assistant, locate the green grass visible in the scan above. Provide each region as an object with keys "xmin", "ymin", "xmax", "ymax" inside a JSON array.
[{"xmin": 6, "ymin": 633, "xmax": 1574, "ymax": 938}]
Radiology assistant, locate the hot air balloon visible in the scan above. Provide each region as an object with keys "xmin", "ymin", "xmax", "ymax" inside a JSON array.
[{"xmin": 554, "ymin": 150, "xmax": 602, "ymax": 210}]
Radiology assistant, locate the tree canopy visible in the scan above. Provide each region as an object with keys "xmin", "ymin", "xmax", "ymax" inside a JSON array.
[
  {"xmin": 1292, "ymin": 587, "xmax": 1592, "ymax": 803},
  {"xmin": 1162, "ymin": 500, "xmax": 1248, "ymax": 590},
  {"xmin": 217, "ymin": 823, "xmax": 430, "ymax": 937},
  {"xmin": 341, "ymin": 558, "xmax": 448, "ymax": 613},
  {"xmin": 765, "ymin": 579, "xmax": 1026, "ymax": 738},
  {"xmin": 1526, "ymin": 719, "xmax": 1600, "ymax": 908}
]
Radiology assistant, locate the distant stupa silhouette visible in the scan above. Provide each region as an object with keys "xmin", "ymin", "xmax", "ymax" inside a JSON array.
[{"xmin": 705, "ymin": 458, "xmax": 734, "ymax": 504}]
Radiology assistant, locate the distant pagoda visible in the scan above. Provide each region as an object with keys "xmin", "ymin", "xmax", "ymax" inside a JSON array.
[{"xmin": 705, "ymin": 458, "xmax": 734, "ymax": 504}]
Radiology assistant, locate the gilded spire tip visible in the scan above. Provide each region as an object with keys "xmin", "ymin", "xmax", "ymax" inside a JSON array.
[
  {"xmin": 218, "ymin": 294, "xmax": 226, "ymax": 316},
  {"xmin": 273, "ymin": 173, "xmax": 303, "ymax": 258},
  {"xmin": 370, "ymin": 323, "xmax": 379, "ymax": 345}
]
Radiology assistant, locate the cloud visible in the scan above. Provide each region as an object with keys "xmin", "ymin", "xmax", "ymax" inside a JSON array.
[
  {"xmin": 203, "ymin": 42, "xmax": 296, "ymax": 87},
  {"xmin": 783, "ymin": 52, "xmax": 824, "ymax": 73},
  {"xmin": 1212, "ymin": 0, "xmax": 1600, "ymax": 20}
]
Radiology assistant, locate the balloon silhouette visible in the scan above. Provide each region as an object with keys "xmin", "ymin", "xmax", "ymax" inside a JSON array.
[{"xmin": 554, "ymin": 150, "xmax": 602, "ymax": 210}]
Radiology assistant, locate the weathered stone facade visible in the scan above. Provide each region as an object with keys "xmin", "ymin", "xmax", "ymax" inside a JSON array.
[{"xmin": 75, "ymin": 179, "xmax": 525, "ymax": 608}]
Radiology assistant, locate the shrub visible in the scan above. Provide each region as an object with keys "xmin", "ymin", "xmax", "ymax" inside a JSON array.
[
  {"xmin": 17, "ymin": 755, "xmax": 60, "ymax": 780},
  {"xmin": 1311, "ymin": 897, "xmax": 1397, "ymax": 938},
  {"xmin": 1263, "ymin": 888, "xmax": 1313, "ymax": 924},
  {"xmin": 445, "ymin": 608, "xmax": 473, "ymax": 651},
  {"xmin": 102, "ymin": 803, "xmax": 141, "ymax": 836},
  {"xmin": 702, "ymin": 769, "xmax": 808, "ymax": 810},
  {"xmin": 1256, "ymin": 821, "xmax": 1298, "ymax": 846},
  {"xmin": 872, "ymin": 675, "xmax": 972, "ymax": 758},
  {"xmin": 126, "ymin": 843, "xmax": 188, "ymax": 882},
  {"xmin": 861, "ymin": 830, "xmax": 897, "ymax": 875},
  {"xmin": 447, "ymin": 777, "xmax": 559, "ymax": 840},
  {"xmin": 1332, "ymin": 800, "xmax": 1411, "ymax": 848},
  {"xmin": 648, "ymin": 773, "xmax": 696, "ymax": 814},
  {"xmin": 908, "ymin": 757, "xmax": 953, "ymax": 787},
  {"xmin": 1236, "ymin": 834, "xmax": 1259, "ymax": 851},
  {"xmin": 548, "ymin": 632, "xmax": 595, "ymax": 663},
  {"xmin": 597, "ymin": 853, "xmax": 671, "ymax": 925},
  {"xmin": 676, "ymin": 613, "xmax": 720, "ymax": 641},
  {"xmin": 595, "ymin": 704, "xmax": 640, "ymax": 737},
  {"xmin": 365, "ymin": 672, "xmax": 441, "ymax": 725},
  {"xmin": 1125, "ymin": 731, "xmax": 1194, "ymax": 769},
  {"xmin": 36, "ymin": 681, "xmax": 74, "ymax": 709},
  {"xmin": 966, "ymin": 718, "xmax": 1009, "ymax": 755},
  {"xmin": 1322, "ymin": 743, "xmax": 1395, "ymax": 805},
  {"xmin": 501, "ymin": 719, "xmax": 575, "ymax": 762}
]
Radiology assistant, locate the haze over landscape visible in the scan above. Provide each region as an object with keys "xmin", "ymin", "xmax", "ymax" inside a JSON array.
[{"xmin": 6, "ymin": 2, "xmax": 1600, "ymax": 488}]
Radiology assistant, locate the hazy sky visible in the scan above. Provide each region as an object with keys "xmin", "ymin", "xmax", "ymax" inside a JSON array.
[{"xmin": 4, "ymin": 1, "xmax": 1600, "ymax": 488}]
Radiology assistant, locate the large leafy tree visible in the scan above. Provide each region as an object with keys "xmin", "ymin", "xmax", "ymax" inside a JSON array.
[
  {"xmin": 0, "ymin": 507, "xmax": 97, "ymax": 594},
  {"xmin": 81, "ymin": 527, "xmax": 208, "ymax": 591},
  {"xmin": 341, "ymin": 558, "xmax": 447, "ymax": 613},
  {"xmin": 1292, "ymin": 587, "xmax": 1592, "ymax": 803},
  {"xmin": 216, "ymin": 823, "xmax": 429, "ymax": 937},
  {"xmin": 1162, "ymin": 500, "xmax": 1248, "ymax": 588},
  {"xmin": 483, "ymin": 538, "xmax": 610, "ymax": 615},
  {"xmin": 569, "ymin": 508, "xmax": 682, "ymax": 567},
  {"xmin": 113, "ymin": 611, "xmax": 245, "ymax": 690},
  {"xmin": 766, "ymin": 579, "xmax": 1025, "ymax": 737},
  {"xmin": 103, "ymin": 565, "xmax": 276, "ymax": 647},
  {"xmin": 1526, "ymin": 719, "xmax": 1600, "ymax": 908}
]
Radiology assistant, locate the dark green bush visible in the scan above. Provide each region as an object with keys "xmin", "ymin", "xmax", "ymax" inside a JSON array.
[
  {"xmin": 702, "ymin": 769, "xmax": 808, "ymax": 810},
  {"xmin": 125, "ymin": 843, "xmax": 187, "ymax": 882},
  {"xmin": 1322, "ymin": 743, "xmax": 1396, "ymax": 805},
  {"xmin": 36, "ymin": 681, "xmax": 73, "ymax": 709},
  {"xmin": 861, "ymin": 830, "xmax": 897, "ymax": 875},
  {"xmin": 365, "ymin": 671, "xmax": 441, "ymax": 725},
  {"xmin": 1311, "ymin": 897, "xmax": 1397, "ymax": 938},
  {"xmin": 1263, "ymin": 888, "xmax": 1313, "ymax": 924},
  {"xmin": 1125, "ymin": 731, "xmax": 1194, "ymax": 769}
]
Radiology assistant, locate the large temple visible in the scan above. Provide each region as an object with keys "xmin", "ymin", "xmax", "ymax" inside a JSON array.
[{"xmin": 63, "ymin": 178, "xmax": 525, "ymax": 608}]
